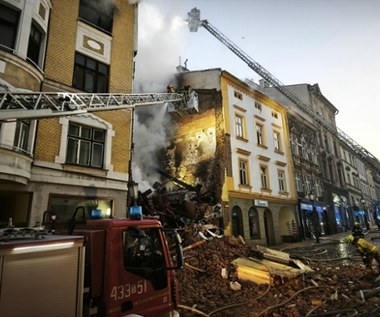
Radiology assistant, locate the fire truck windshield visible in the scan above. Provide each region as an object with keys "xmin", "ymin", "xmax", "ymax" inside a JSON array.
[{"xmin": 123, "ymin": 227, "xmax": 167, "ymax": 290}]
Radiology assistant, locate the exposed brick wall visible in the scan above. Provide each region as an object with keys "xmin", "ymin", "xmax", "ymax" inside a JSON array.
[{"xmin": 165, "ymin": 89, "xmax": 226, "ymax": 202}]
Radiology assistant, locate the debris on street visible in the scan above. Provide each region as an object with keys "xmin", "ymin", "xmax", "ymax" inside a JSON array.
[
  {"xmin": 177, "ymin": 235, "xmax": 380, "ymax": 317},
  {"xmin": 135, "ymin": 179, "xmax": 380, "ymax": 316}
]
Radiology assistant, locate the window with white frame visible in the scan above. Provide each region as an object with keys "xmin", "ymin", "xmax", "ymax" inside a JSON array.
[
  {"xmin": 66, "ymin": 123, "xmax": 105, "ymax": 168},
  {"xmin": 0, "ymin": 4, "xmax": 19, "ymax": 53},
  {"xmin": 295, "ymin": 172, "xmax": 301, "ymax": 192},
  {"xmin": 273, "ymin": 130, "xmax": 281, "ymax": 152},
  {"xmin": 291, "ymin": 137, "xmax": 297, "ymax": 155},
  {"xmin": 297, "ymin": 140, "xmax": 303, "ymax": 157},
  {"xmin": 315, "ymin": 179, "xmax": 321, "ymax": 197},
  {"xmin": 260, "ymin": 165, "xmax": 268, "ymax": 189},
  {"xmin": 235, "ymin": 114, "xmax": 244, "ymax": 139},
  {"xmin": 239, "ymin": 159, "xmax": 249, "ymax": 186},
  {"xmin": 13, "ymin": 120, "xmax": 30, "ymax": 153},
  {"xmin": 278, "ymin": 170, "xmax": 286, "ymax": 192},
  {"xmin": 256, "ymin": 124, "xmax": 264, "ymax": 146}
]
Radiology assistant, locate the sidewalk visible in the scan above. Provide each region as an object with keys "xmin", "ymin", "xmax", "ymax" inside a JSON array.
[
  {"xmin": 276, "ymin": 226, "xmax": 380, "ymax": 251},
  {"xmin": 275, "ymin": 231, "xmax": 353, "ymax": 251}
]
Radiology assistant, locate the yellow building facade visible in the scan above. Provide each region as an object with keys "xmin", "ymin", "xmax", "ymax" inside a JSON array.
[{"xmin": 0, "ymin": 0, "xmax": 138, "ymax": 227}]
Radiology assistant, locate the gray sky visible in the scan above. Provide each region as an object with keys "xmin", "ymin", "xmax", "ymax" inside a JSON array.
[{"xmin": 135, "ymin": 0, "xmax": 380, "ymax": 159}]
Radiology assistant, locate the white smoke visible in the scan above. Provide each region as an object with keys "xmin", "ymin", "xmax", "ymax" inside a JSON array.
[
  {"xmin": 132, "ymin": 103, "xmax": 174, "ymax": 192},
  {"xmin": 134, "ymin": 1, "xmax": 187, "ymax": 93},
  {"xmin": 132, "ymin": 1, "xmax": 188, "ymax": 191}
]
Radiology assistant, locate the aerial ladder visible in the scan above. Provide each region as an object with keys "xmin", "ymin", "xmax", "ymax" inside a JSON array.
[
  {"xmin": 186, "ymin": 7, "xmax": 380, "ymax": 171},
  {"xmin": 0, "ymin": 90, "xmax": 199, "ymax": 121}
]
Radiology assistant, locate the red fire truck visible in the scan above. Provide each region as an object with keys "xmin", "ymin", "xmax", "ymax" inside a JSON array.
[
  {"xmin": 0, "ymin": 217, "xmax": 183, "ymax": 317},
  {"xmin": 0, "ymin": 90, "xmax": 198, "ymax": 317}
]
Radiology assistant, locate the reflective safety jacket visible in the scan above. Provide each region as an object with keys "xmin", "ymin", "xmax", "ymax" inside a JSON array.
[{"xmin": 354, "ymin": 238, "xmax": 379, "ymax": 257}]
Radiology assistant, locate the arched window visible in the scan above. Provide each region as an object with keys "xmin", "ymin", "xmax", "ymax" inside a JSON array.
[
  {"xmin": 231, "ymin": 206, "xmax": 244, "ymax": 237},
  {"xmin": 248, "ymin": 207, "xmax": 260, "ymax": 239}
]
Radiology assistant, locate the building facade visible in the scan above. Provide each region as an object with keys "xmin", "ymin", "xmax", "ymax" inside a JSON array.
[
  {"xmin": 261, "ymin": 82, "xmax": 380, "ymax": 236},
  {"xmin": 170, "ymin": 68, "xmax": 297, "ymax": 246},
  {"xmin": 0, "ymin": 0, "xmax": 138, "ymax": 227}
]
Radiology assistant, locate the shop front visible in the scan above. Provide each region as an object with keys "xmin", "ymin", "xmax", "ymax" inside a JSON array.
[{"xmin": 299, "ymin": 201, "xmax": 327, "ymax": 238}]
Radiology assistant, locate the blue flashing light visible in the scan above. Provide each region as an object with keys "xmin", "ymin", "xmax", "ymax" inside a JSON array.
[{"xmin": 130, "ymin": 206, "xmax": 143, "ymax": 220}]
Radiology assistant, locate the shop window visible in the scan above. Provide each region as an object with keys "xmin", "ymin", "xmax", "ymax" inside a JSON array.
[
  {"xmin": 48, "ymin": 195, "xmax": 112, "ymax": 225},
  {"xmin": 0, "ymin": 191, "xmax": 31, "ymax": 227},
  {"xmin": 248, "ymin": 207, "xmax": 260, "ymax": 239}
]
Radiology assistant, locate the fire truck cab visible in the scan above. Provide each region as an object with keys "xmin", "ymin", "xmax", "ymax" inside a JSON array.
[{"xmin": 0, "ymin": 218, "xmax": 183, "ymax": 317}]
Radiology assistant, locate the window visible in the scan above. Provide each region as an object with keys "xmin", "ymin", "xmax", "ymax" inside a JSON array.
[
  {"xmin": 79, "ymin": 0, "xmax": 114, "ymax": 33},
  {"xmin": 273, "ymin": 131, "xmax": 281, "ymax": 152},
  {"xmin": 260, "ymin": 166, "xmax": 268, "ymax": 189},
  {"xmin": 123, "ymin": 227, "xmax": 168, "ymax": 290},
  {"xmin": 66, "ymin": 123, "xmax": 105, "ymax": 168},
  {"xmin": 27, "ymin": 22, "xmax": 43, "ymax": 66},
  {"xmin": 297, "ymin": 140, "xmax": 303, "ymax": 157},
  {"xmin": 13, "ymin": 120, "xmax": 30, "ymax": 153},
  {"xmin": 295, "ymin": 172, "xmax": 301, "ymax": 192},
  {"xmin": 73, "ymin": 52, "xmax": 109, "ymax": 93},
  {"xmin": 248, "ymin": 208, "xmax": 260, "ymax": 239},
  {"xmin": 256, "ymin": 124, "xmax": 264, "ymax": 146},
  {"xmin": 290, "ymin": 137, "xmax": 297, "ymax": 154},
  {"xmin": 49, "ymin": 195, "xmax": 112, "ymax": 224},
  {"xmin": 235, "ymin": 114, "xmax": 244, "ymax": 138},
  {"xmin": 234, "ymin": 90, "xmax": 243, "ymax": 100},
  {"xmin": 278, "ymin": 170, "xmax": 286, "ymax": 192},
  {"xmin": 255, "ymin": 102, "xmax": 262, "ymax": 111},
  {"xmin": 271, "ymin": 111, "xmax": 278, "ymax": 119},
  {"xmin": 239, "ymin": 159, "xmax": 249, "ymax": 185},
  {"xmin": 0, "ymin": 4, "xmax": 19, "ymax": 52}
]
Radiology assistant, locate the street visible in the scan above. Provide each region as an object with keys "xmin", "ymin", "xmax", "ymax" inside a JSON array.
[{"xmin": 178, "ymin": 228, "xmax": 380, "ymax": 317}]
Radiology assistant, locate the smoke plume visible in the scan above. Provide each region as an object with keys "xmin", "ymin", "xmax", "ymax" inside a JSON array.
[{"xmin": 132, "ymin": 1, "xmax": 188, "ymax": 191}]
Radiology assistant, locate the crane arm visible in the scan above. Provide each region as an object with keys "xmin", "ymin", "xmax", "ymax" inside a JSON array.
[
  {"xmin": 0, "ymin": 91, "xmax": 198, "ymax": 121},
  {"xmin": 186, "ymin": 7, "xmax": 380, "ymax": 170}
]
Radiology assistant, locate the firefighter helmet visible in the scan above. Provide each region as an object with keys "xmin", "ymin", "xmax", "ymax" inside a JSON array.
[{"xmin": 346, "ymin": 234, "xmax": 355, "ymax": 243}]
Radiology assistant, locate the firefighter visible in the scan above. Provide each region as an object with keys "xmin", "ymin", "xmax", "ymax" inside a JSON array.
[
  {"xmin": 352, "ymin": 221, "xmax": 364, "ymax": 239},
  {"xmin": 167, "ymin": 84, "xmax": 176, "ymax": 93},
  {"xmin": 346, "ymin": 234, "xmax": 380, "ymax": 274}
]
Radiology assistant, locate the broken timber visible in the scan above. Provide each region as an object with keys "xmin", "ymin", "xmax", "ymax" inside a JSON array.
[{"xmin": 232, "ymin": 246, "xmax": 313, "ymax": 285}]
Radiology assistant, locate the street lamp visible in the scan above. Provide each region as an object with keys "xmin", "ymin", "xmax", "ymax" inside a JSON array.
[
  {"xmin": 309, "ymin": 192, "xmax": 320, "ymax": 243},
  {"xmin": 128, "ymin": 181, "xmax": 142, "ymax": 220},
  {"xmin": 128, "ymin": 180, "xmax": 139, "ymax": 206}
]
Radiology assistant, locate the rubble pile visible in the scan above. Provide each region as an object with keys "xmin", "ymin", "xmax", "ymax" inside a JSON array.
[{"xmin": 177, "ymin": 236, "xmax": 380, "ymax": 317}]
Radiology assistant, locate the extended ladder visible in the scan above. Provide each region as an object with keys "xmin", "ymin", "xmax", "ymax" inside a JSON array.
[{"xmin": 0, "ymin": 91, "xmax": 198, "ymax": 121}]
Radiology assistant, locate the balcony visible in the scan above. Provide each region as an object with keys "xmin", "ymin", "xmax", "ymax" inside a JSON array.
[{"xmin": 0, "ymin": 148, "xmax": 32, "ymax": 184}]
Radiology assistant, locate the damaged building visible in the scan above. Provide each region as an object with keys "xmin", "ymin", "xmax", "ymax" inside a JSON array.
[{"xmin": 166, "ymin": 68, "xmax": 298, "ymax": 246}]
